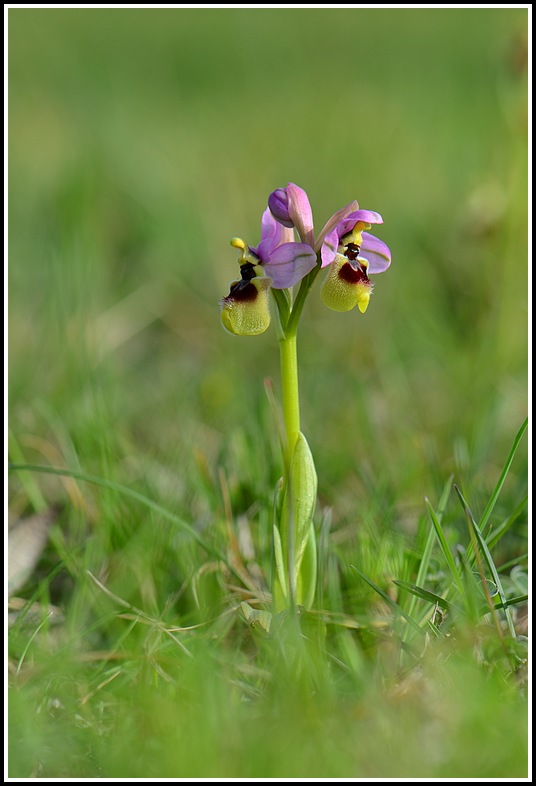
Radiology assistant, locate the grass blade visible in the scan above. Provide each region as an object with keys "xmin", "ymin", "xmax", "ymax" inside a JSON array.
[
  {"xmin": 407, "ymin": 475, "xmax": 453, "ymax": 620},
  {"xmin": 496, "ymin": 553, "xmax": 528, "ymax": 572},
  {"xmin": 454, "ymin": 485, "xmax": 517, "ymax": 639},
  {"xmin": 9, "ymin": 463, "xmax": 228, "ymax": 566},
  {"xmin": 350, "ymin": 566, "xmax": 424, "ymax": 637},
  {"xmin": 479, "ymin": 417, "xmax": 528, "ymax": 537},
  {"xmin": 8, "ymin": 432, "xmax": 48, "ymax": 513},
  {"xmin": 492, "ymin": 594, "xmax": 528, "ymax": 611},
  {"xmin": 393, "ymin": 579, "xmax": 456, "ymax": 612},
  {"xmin": 425, "ymin": 498, "xmax": 465, "ymax": 599},
  {"xmin": 485, "ymin": 495, "xmax": 528, "ymax": 551}
]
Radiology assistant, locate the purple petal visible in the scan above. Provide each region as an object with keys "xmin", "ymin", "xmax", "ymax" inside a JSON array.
[
  {"xmin": 253, "ymin": 209, "xmax": 293, "ymax": 260},
  {"xmin": 315, "ymin": 200, "xmax": 359, "ymax": 252},
  {"xmin": 286, "ymin": 183, "xmax": 315, "ymax": 247},
  {"xmin": 337, "ymin": 210, "xmax": 384, "ymax": 239},
  {"xmin": 268, "ymin": 188, "xmax": 293, "ymax": 228},
  {"xmin": 347, "ymin": 209, "xmax": 384, "ymax": 225},
  {"xmin": 261, "ymin": 207, "xmax": 279, "ymax": 242},
  {"xmin": 320, "ymin": 228, "xmax": 339, "ymax": 268},
  {"xmin": 360, "ymin": 232, "xmax": 391, "ymax": 273},
  {"xmin": 262, "ymin": 242, "xmax": 317, "ymax": 289}
]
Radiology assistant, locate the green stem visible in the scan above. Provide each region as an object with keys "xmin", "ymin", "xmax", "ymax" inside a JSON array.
[
  {"xmin": 277, "ymin": 254, "xmax": 322, "ymax": 459},
  {"xmin": 279, "ymin": 331, "xmax": 300, "ymax": 465},
  {"xmin": 271, "ymin": 287, "xmax": 291, "ymax": 336},
  {"xmin": 272, "ymin": 257, "xmax": 322, "ymax": 612}
]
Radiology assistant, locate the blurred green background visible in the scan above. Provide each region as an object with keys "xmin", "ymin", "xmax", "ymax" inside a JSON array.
[
  {"xmin": 8, "ymin": 7, "xmax": 528, "ymax": 778},
  {"xmin": 9, "ymin": 8, "xmax": 527, "ymax": 511}
]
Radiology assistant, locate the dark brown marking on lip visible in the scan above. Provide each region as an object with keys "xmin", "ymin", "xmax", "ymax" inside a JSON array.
[{"xmin": 338, "ymin": 262, "xmax": 369, "ymax": 285}]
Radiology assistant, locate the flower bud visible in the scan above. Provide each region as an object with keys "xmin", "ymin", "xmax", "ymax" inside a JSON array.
[
  {"xmin": 220, "ymin": 276, "xmax": 271, "ymax": 335},
  {"xmin": 320, "ymin": 254, "xmax": 372, "ymax": 314},
  {"xmin": 268, "ymin": 188, "xmax": 293, "ymax": 228}
]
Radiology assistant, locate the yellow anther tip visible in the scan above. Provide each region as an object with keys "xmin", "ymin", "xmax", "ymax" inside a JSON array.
[{"xmin": 230, "ymin": 237, "xmax": 247, "ymax": 250}]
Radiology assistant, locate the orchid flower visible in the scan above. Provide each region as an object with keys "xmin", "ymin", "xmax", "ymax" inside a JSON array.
[
  {"xmin": 230, "ymin": 208, "xmax": 317, "ymax": 291},
  {"xmin": 319, "ymin": 210, "xmax": 391, "ymax": 314},
  {"xmin": 222, "ymin": 183, "xmax": 393, "ymax": 613},
  {"xmin": 268, "ymin": 183, "xmax": 391, "ymax": 315},
  {"xmin": 221, "ymin": 198, "xmax": 317, "ymax": 335},
  {"xmin": 220, "ymin": 272, "xmax": 272, "ymax": 336},
  {"xmin": 222, "ymin": 182, "xmax": 391, "ymax": 335}
]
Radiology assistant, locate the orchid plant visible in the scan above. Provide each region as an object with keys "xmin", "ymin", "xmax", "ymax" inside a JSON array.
[{"xmin": 221, "ymin": 183, "xmax": 391, "ymax": 613}]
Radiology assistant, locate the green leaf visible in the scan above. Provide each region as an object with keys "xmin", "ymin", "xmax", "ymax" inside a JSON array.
[
  {"xmin": 296, "ymin": 526, "xmax": 317, "ymax": 611},
  {"xmin": 276, "ymin": 432, "xmax": 317, "ymax": 607},
  {"xmin": 288, "ymin": 432, "xmax": 317, "ymax": 574},
  {"xmin": 272, "ymin": 523, "xmax": 288, "ymax": 608}
]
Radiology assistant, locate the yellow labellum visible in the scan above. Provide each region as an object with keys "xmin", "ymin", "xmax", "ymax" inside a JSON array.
[
  {"xmin": 221, "ymin": 277, "xmax": 271, "ymax": 335},
  {"xmin": 320, "ymin": 254, "xmax": 372, "ymax": 314}
]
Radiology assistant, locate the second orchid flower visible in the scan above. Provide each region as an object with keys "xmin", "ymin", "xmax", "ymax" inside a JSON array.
[{"xmin": 221, "ymin": 182, "xmax": 391, "ymax": 335}]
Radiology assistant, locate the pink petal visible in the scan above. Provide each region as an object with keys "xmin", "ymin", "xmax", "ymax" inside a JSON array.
[
  {"xmin": 315, "ymin": 200, "xmax": 359, "ymax": 252},
  {"xmin": 337, "ymin": 210, "xmax": 384, "ymax": 239},
  {"xmin": 263, "ymin": 242, "xmax": 317, "ymax": 289},
  {"xmin": 320, "ymin": 228, "xmax": 339, "ymax": 268},
  {"xmin": 361, "ymin": 232, "xmax": 391, "ymax": 273},
  {"xmin": 286, "ymin": 183, "xmax": 315, "ymax": 247},
  {"xmin": 255, "ymin": 209, "xmax": 293, "ymax": 259}
]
